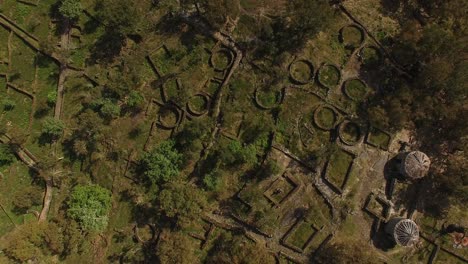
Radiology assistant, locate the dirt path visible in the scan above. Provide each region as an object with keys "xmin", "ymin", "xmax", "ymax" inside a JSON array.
[
  {"xmin": 38, "ymin": 19, "xmax": 71, "ymax": 222},
  {"xmin": 181, "ymin": 15, "xmax": 243, "ymax": 161},
  {"xmin": 204, "ymin": 212, "xmax": 309, "ymax": 263},
  {"xmin": 54, "ymin": 19, "xmax": 71, "ymax": 119},
  {"xmin": 38, "ymin": 179, "xmax": 53, "ymax": 222}
]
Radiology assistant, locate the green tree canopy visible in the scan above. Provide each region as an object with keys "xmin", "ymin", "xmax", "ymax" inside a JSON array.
[
  {"xmin": 59, "ymin": 0, "xmax": 82, "ymax": 20},
  {"xmin": 156, "ymin": 231, "xmax": 197, "ymax": 264},
  {"xmin": 42, "ymin": 117, "xmax": 65, "ymax": 139},
  {"xmin": 206, "ymin": 232, "xmax": 274, "ymax": 264},
  {"xmin": 67, "ymin": 184, "xmax": 112, "ymax": 231},
  {"xmin": 156, "ymin": 181, "xmax": 208, "ymax": 228},
  {"xmin": 0, "ymin": 144, "xmax": 15, "ymax": 166},
  {"xmin": 140, "ymin": 140, "xmax": 182, "ymax": 185}
]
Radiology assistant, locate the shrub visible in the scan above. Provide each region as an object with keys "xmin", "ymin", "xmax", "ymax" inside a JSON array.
[
  {"xmin": 99, "ymin": 99, "xmax": 120, "ymax": 119},
  {"xmin": 67, "ymin": 184, "xmax": 111, "ymax": 231},
  {"xmin": 42, "ymin": 117, "xmax": 65, "ymax": 139},
  {"xmin": 0, "ymin": 144, "xmax": 15, "ymax": 166},
  {"xmin": 47, "ymin": 91, "xmax": 57, "ymax": 106},
  {"xmin": 59, "ymin": 0, "xmax": 82, "ymax": 20},
  {"xmin": 140, "ymin": 140, "xmax": 182, "ymax": 185},
  {"xmin": 2, "ymin": 99, "xmax": 16, "ymax": 111},
  {"xmin": 127, "ymin": 91, "xmax": 144, "ymax": 109}
]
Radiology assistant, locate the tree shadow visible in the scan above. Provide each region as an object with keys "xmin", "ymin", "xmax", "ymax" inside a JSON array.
[
  {"xmin": 88, "ymin": 31, "xmax": 125, "ymax": 65},
  {"xmin": 371, "ymin": 218, "xmax": 397, "ymax": 251}
]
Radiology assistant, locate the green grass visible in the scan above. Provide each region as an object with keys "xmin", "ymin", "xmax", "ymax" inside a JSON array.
[
  {"xmin": 0, "ymin": 26, "xmax": 9, "ymax": 62},
  {"xmin": 318, "ymin": 65, "xmax": 340, "ymax": 87},
  {"xmin": 341, "ymin": 26, "xmax": 363, "ymax": 46},
  {"xmin": 1, "ymin": 88, "xmax": 33, "ymax": 131},
  {"xmin": 188, "ymin": 95, "xmax": 207, "ymax": 112},
  {"xmin": 151, "ymin": 47, "xmax": 173, "ymax": 75},
  {"xmin": 361, "ymin": 46, "xmax": 380, "ymax": 65},
  {"xmin": 0, "ymin": 161, "xmax": 35, "ymax": 236},
  {"xmin": 10, "ymin": 35, "xmax": 36, "ymax": 91},
  {"xmin": 265, "ymin": 177, "xmax": 294, "ymax": 204},
  {"xmin": 434, "ymin": 250, "xmax": 466, "ymax": 264},
  {"xmin": 290, "ymin": 60, "xmax": 313, "ymax": 83},
  {"xmin": 344, "ymin": 79, "xmax": 367, "ymax": 100},
  {"xmin": 288, "ymin": 222, "xmax": 316, "ymax": 249},
  {"xmin": 327, "ymin": 149, "xmax": 354, "ymax": 189},
  {"xmin": 341, "ymin": 122, "xmax": 360, "ymax": 143},
  {"xmin": 211, "ymin": 50, "xmax": 231, "ymax": 69},
  {"xmin": 257, "ymin": 89, "xmax": 279, "ymax": 107},
  {"xmin": 315, "ymin": 106, "xmax": 336, "ymax": 129},
  {"xmin": 367, "ymin": 127, "xmax": 391, "ymax": 149},
  {"xmin": 0, "ymin": 76, "xmax": 7, "ymax": 98}
]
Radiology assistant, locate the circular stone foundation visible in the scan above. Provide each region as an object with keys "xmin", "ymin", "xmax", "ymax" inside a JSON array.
[
  {"xmin": 289, "ymin": 59, "xmax": 314, "ymax": 84},
  {"xmin": 342, "ymin": 79, "xmax": 368, "ymax": 101},
  {"xmin": 157, "ymin": 106, "xmax": 180, "ymax": 129},
  {"xmin": 210, "ymin": 49, "xmax": 234, "ymax": 71},
  {"xmin": 134, "ymin": 224, "xmax": 156, "ymax": 243},
  {"xmin": 338, "ymin": 120, "xmax": 362, "ymax": 145},
  {"xmin": 313, "ymin": 105, "xmax": 338, "ymax": 130},
  {"xmin": 187, "ymin": 94, "xmax": 209, "ymax": 116},
  {"xmin": 359, "ymin": 46, "xmax": 382, "ymax": 66},
  {"xmin": 339, "ymin": 25, "xmax": 365, "ymax": 48},
  {"xmin": 254, "ymin": 87, "xmax": 284, "ymax": 109},
  {"xmin": 317, "ymin": 64, "xmax": 341, "ymax": 88}
]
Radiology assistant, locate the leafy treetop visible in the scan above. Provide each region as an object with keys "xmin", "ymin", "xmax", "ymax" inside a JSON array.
[{"xmin": 67, "ymin": 184, "xmax": 112, "ymax": 231}]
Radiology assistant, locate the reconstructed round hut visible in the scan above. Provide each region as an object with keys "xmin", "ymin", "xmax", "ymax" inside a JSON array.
[
  {"xmin": 385, "ymin": 218, "xmax": 419, "ymax": 246},
  {"xmin": 400, "ymin": 151, "xmax": 430, "ymax": 180}
]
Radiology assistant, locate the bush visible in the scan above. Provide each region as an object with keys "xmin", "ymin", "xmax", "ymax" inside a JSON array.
[
  {"xmin": 67, "ymin": 184, "xmax": 112, "ymax": 231},
  {"xmin": 42, "ymin": 117, "xmax": 65, "ymax": 139},
  {"xmin": 127, "ymin": 91, "xmax": 144, "ymax": 109},
  {"xmin": 0, "ymin": 144, "xmax": 15, "ymax": 166},
  {"xmin": 220, "ymin": 140, "xmax": 257, "ymax": 167},
  {"xmin": 2, "ymin": 99, "xmax": 16, "ymax": 111},
  {"xmin": 140, "ymin": 140, "xmax": 182, "ymax": 185},
  {"xmin": 47, "ymin": 91, "xmax": 57, "ymax": 106},
  {"xmin": 100, "ymin": 99, "xmax": 120, "ymax": 119},
  {"xmin": 59, "ymin": 0, "xmax": 82, "ymax": 20}
]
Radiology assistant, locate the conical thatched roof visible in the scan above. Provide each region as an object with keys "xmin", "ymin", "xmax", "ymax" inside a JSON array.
[
  {"xmin": 385, "ymin": 218, "xmax": 420, "ymax": 246},
  {"xmin": 400, "ymin": 151, "xmax": 430, "ymax": 179}
]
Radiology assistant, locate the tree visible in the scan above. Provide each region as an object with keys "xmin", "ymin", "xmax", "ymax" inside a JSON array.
[
  {"xmin": 313, "ymin": 241, "xmax": 377, "ymax": 264},
  {"xmin": 0, "ymin": 144, "xmax": 15, "ymax": 166},
  {"xmin": 42, "ymin": 117, "xmax": 65, "ymax": 139},
  {"xmin": 2, "ymin": 98, "xmax": 15, "ymax": 111},
  {"xmin": 47, "ymin": 91, "xmax": 57, "ymax": 106},
  {"xmin": 256, "ymin": 0, "xmax": 335, "ymax": 56},
  {"xmin": 206, "ymin": 232, "xmax": 274, "ymax": 264},
  {"xmin": 219, "ymin": 140, "xmax": 257, "ymax": 167},
  {"xmin": 12, "ymin": 185, "xmax": 43, "ymax": 213},
  {"xmin": 59, "ymin": 0, "xmax": 82, "ymax": 20},
  {"xmin": 95, "ymin": 0, "xmax": 145, "ymax": 36},
  {"xmin": 99, "ymin": 99, "xmax": 121, "ymax": 119},
  {"xmin": 156, "ymin": 231, "xmax": 198, "ymax": 264},
  {"xmin": 156, "ymin": 180, "xmax": 208, "ymax": 228},
  {"xmin": 140, "ymin": 140, "xmax": 182, "ymax": 185},
  {"xmin": 198, "ymin": 0, "xmax": 240, "ymax": 30},
  {"xmin": 67, "ymin": 184, "xmax": 112, "ymax": 231},
  {"xmin": 126, "ymin": 91, "xmax": 145, "ymax": 109}
]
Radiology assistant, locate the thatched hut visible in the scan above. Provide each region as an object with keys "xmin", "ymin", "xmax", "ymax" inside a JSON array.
[
  {"xmin": 385, "ymin": 218, "xmax": 419, "ymax": 246},
  {"xmin": 400, "ymin": 151, "xmax": 430, "ymax": 180}
]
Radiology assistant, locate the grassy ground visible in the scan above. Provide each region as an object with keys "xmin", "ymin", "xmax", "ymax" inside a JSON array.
[
  {"xmin": 326, "ymin": 149, "xmax": 354, "ymax": 190},
  {"xmin": 315, "ymin": 106, "xmax": 336, "ymax": 129},
  {"xmin": 344, "ymin": 79, "xmax": 368, "ymax": 100},
  {"xmin": 318, "ymin": 65, "xmax": 340, "ymax": 87},
  {"xmin": 0, "ymin": 160, "xmax": 34, "ymax": 236},
  {"xmin": 287, "ymin": 221, "xmax": 316, "ymax": 249},
  {"xmin": 367, "ymin": 127, "xmax": 391, "ymax": 149}
]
